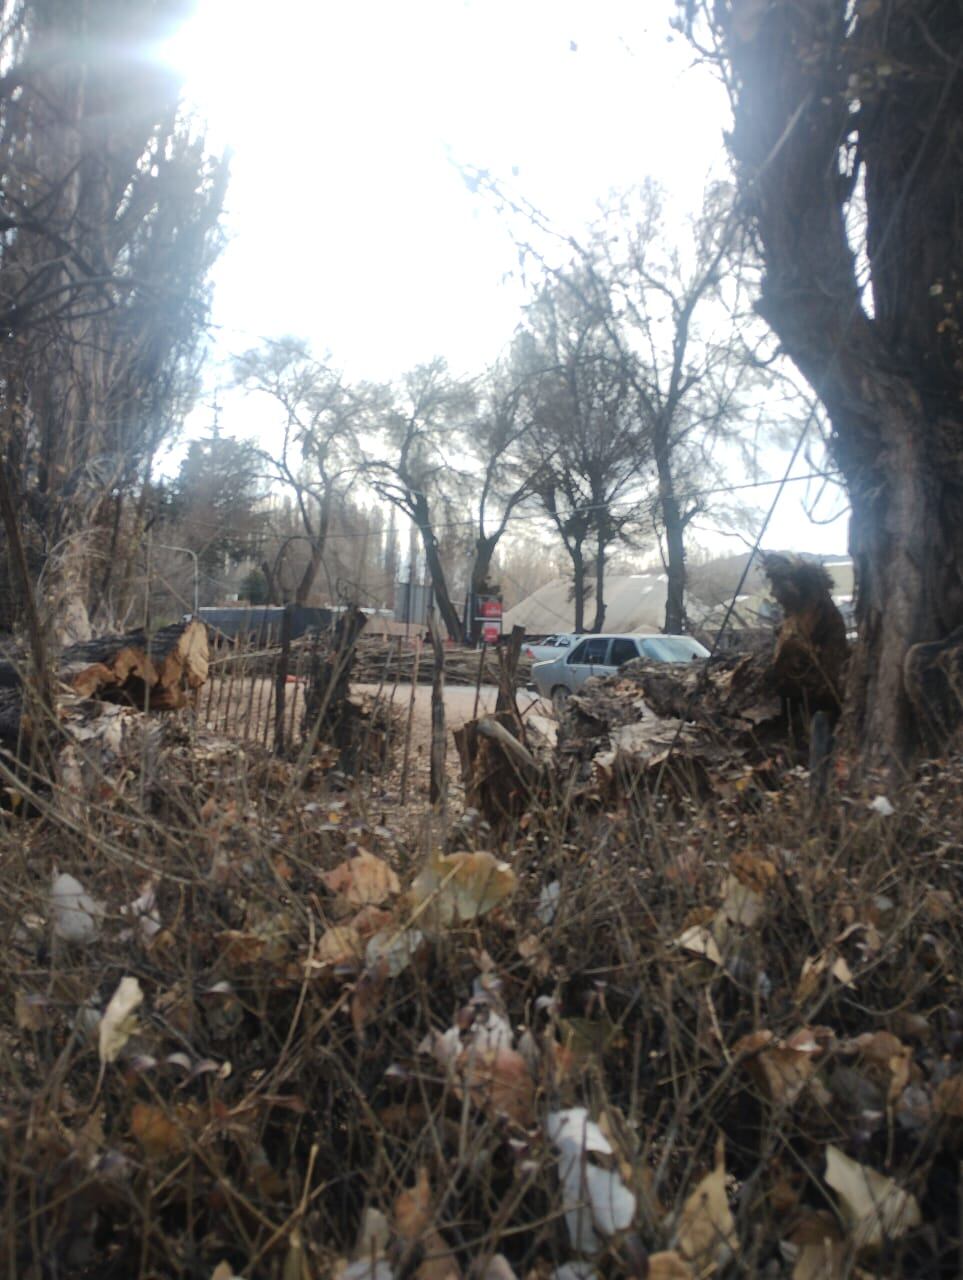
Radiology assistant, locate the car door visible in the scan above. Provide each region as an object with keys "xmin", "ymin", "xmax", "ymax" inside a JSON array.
[
  {"xmin": 565, "ymin": 636, "xmax": 611, "ymax": 689},
  {"xmin": 608, "ymin": 636, "xmax": 641, "ymax": 673}
]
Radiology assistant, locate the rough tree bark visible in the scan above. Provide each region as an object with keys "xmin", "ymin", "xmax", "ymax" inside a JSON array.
[
  {"xmin": 592, "ymin": 526, "xmax": 607, "ymax": 633},
  {"xmin": 656, "ymin": 423, "xmax": 687, "ymax": 635},
  {"xmin": 570, "ymin": 539, "xmax": 587, "ymax": 634},
  {"xmin": 713, "ymin": 0, "xmax": 963, "ymax": 766}
]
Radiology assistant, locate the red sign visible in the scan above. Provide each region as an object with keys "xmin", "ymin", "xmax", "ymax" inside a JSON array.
[
  {"xmin": 478, "ymin": 598, "xmax": 502, "ymax": 619},
  {"xmin": 481, "ymin": 622, "xmax": 501, "ymax": 644}
]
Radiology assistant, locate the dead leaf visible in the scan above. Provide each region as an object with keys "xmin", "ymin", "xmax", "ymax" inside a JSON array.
[
  {"xmin": 409, "ymin": 850, "xmax": 516, "ymax": 926},
  {"xmin": 720, "ymin": 875, "xmax": 764, "ymax": 928},
  {"xmin": 787, "ymin": 1211, "xmax": 846, "ymax": 1280},
  {"xmin": 323, "ymin": 852, "xmax": 400, "ymax": 906},
  {"xmin": 395, "ymin": 1164, "xmax": 433, "ymax": 1240},
  {"xmin": 15, "ymin": 992, "xmax": 51, "ymax": 1031},
  {"xmin": 130, "ymin": 1102, "xmax": 187, "ymax": 1159},
  {"xmin": 730, "ymin": 851, "xmax": 778, "ymax": 892},
  {"xmin": 648, "ymin": 1254, "xmax": 694, "ymax": 1279},
  {"xmin": 734, "ymin": 1027, "xmax": 829, "ymax": 1106},
  {"xmin": 674, "ymin": 1138, "xmax": 738, "ymax": 1269},
  {"xmin": 473, "ymin": 1256, "xmax": 518, "ymax": 1280},
  {"xmin": 98, "ymin": 976, "xmax": 144, "ymax": 1065},
  {"xmin": 797, "ymin": 951, "xmax": 854, "ymax": 1003},
  {"xmin": 355, "ymin": 1207, "xmax": 391, "ymax": 1259},
  {"xmin": 415, "ymin": 1230, "xmax": 461, "ymax": 1280},
  {"xmin": 824, "ymin": 1144, "xmax": 921, "ymax": 1249},
  {"xmin": 314, "ymin": 925, "xmax": 364, "ymax": 967},
  {"xmin": 457, "ymin": 1045, "xmax": 535, "ymax": 1126},
  {"xmin": 351, "ymin": 905, "xmax": 395, "ymax": 939},
  {"xmin": 210, "ymin": 1263, "xmax": 241, "ymax": 1280},
  {"xmin": 933, "ymin": 1075, "xmax": 963, "ymax": 1118},
  {"xmin": 676, "ymin": 924, "xmax": 723, "ymax": 967},
  {"xmin": 848, "ymin": 1031, "xmax": 911, "ymax": 1105}
]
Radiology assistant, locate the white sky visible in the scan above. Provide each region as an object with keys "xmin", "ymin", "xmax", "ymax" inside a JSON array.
[{"xmin": 163, "ymin": 0, "xmax": 849, "ymax": 558}]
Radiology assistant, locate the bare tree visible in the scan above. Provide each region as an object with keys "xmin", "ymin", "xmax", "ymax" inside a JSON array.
[
  {"xmin": 464, "ymin": 368, "xmax": 540, "ymax": 642},
  {"xmin": 464, "ymin": 167, "xmax": 782, "ymax": 635},
  {"xmin": 362, "ymin": 359, "xmax": 475, "ymax": 642},
  {"xmin": 515, "ymin": 279, "xmax": 650, "ymax": 633},
  {"xmin": 685, "ymin": 0, "xmax": 963, "ymax": 764},
  {"xmin": 233, "ymin": 339, "xmax": 366, "ymax": 606}
]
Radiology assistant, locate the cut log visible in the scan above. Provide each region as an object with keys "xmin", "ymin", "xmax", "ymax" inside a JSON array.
[{"xmin": 59, "ymin": 620, "xmax": 209, "ymax": 709}]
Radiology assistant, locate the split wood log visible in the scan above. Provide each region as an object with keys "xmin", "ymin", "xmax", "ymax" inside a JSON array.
[{"xmin": 58, "ymin": 620, "xmax": 210, "ymax": 709}]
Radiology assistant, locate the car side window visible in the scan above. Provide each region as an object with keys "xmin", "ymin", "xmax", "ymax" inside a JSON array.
[
  {"xmin": 610, "ymin": 638, "xmax": 639, "ymax": 667},
  {"xmin": 569, "ymin": 637, "xmax": 608, "ymax": 664}
]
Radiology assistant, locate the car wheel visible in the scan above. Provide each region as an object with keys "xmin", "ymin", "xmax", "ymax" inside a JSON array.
[{"xmin": 551, "ymin": 685, "xmax": 571, "ymax": 714}]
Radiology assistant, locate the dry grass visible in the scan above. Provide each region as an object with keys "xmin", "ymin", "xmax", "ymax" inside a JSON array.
[{"xmin": 1, "ymin": 692, "xmax": 962, "ymax": 1279}]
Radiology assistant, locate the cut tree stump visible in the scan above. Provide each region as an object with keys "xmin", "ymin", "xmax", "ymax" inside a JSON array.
[{"xmin": 58, "ymin": 620, "xmax": 210, "ymax": 709}]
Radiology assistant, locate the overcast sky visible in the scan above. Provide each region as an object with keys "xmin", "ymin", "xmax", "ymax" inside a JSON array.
[{"xmin": 164, "ymin": 0, "xmax": 849, "ymax": 557}]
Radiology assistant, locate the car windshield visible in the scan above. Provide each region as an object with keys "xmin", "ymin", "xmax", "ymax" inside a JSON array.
[{"xmin": 639, "ymin": 636, "xmax": 709, "ymax": 662}]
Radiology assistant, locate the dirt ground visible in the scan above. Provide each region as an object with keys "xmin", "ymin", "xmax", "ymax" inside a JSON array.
[
  {"xmin": 352, "ymin": 681, "xmax": 551, "ymax": 740},
  {"xmin": 203, "ymin": 677, "xmax": 554, "ymax": 809}
]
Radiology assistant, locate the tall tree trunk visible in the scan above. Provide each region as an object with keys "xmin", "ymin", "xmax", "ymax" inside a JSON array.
[
  {"xmin": 570, "ymin": 540, "xmax": 586, "ymax": 634},
  {"xmin": 468, "ymin": 532, "xmax": 499, "ymax": 645},
  {"xmin": 294, "ymin": 543, "xmax": 323, "ymax": 606},
  {"xmin": 261, "ymin": 559, "xmax": 280, "ymax": 605},
  {"xmin": 592, "ymin": 532, "xmax": 607, "ymax": 633},
  {"xmin": 718, "ymin": 0, "xmax": 963, "ymax": 766},
  {"xmin": 657, "ymin": 445, "xmax": 687, "ymax": 634},
  {"xmin": 414, "ymin": 497, "xmax": 463, "ymax": 642},
  {"xmin": 294, "ymin": 490, "xmax": 331, "ymax": 606}
]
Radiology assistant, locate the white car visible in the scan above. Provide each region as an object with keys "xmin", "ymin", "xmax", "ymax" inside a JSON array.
[
  {"xmin": 522, "ymin": 633, "xmax": 583, "ymax": 664},
  {"xmin": 532, "ymin": 633, "xmax": 710, "ymax": 712}
]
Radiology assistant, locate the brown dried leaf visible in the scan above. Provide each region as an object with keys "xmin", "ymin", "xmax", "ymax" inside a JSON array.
[
  {"xmin": 130, "ymin": 1102, "xmax": 188, "ymax": 1159},
  {"xmin": 720, "ymin": 875, "xmax": 765, "ymax": 928},
  {"xmin": 648, "ymin": 1254, "xmax": 694, "ymax": 1279},
  {"xmin": 674, "ymin": 1139, "xmax": 738, "ymax": 1269},
  {"xmin": 730, "ymin": 851, "xmax": 778, "ymax": 892},
  {"xmin": 734, "ymin": 1027, "xmax": 829, "ymax": 1106},
  {"xmin": 849, "ymin": 1031, "xmax": 911, "ymax": 1105},
  {"xmin": 457, "ymin": 1045, "xmax": 535, "ymax": 1126},
  {"xmin": 417, "ymin": 1230, "xmax": 461, "ymax": 1280},
  {"xmin": 15, "ymin": 992, "xmax": 50, "ymax": 1031},
  {"xmin": 323, "ymin": 852, "xmax": 400, "ymax": 906},
  {"xmin": 933, "ymin": 1075, "xmax": 963, "ymax": 1117},
  {"xmin": 824, "ymin": 1144, "xmax": 921, "ymax": 1250},
  {"xmin": 409, "ymin": 850, "xmax": 516, "ymax": 925},
  {"xmin": 395, "ymin": 1165, "xmax": 433, "ymax": 1240},
  {"xmin": 351, "ymin": 905, "xmax": 395, "ymax": 939},
  {"xmin": 788, "ymin": 1211, "xmax": 846, "ymax": 1280},
  {"xmin": 797, "ymin": 951, "xmax": 854, "ymax": 1003},
  {"xmin": 314, "ymin": 925, "xmax": 364, "ymax": 967}
]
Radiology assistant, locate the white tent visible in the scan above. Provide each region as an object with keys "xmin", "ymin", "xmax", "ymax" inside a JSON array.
[{"xmin": 503, "ymin": 574, "xmax": 668, "ymax": 634}]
